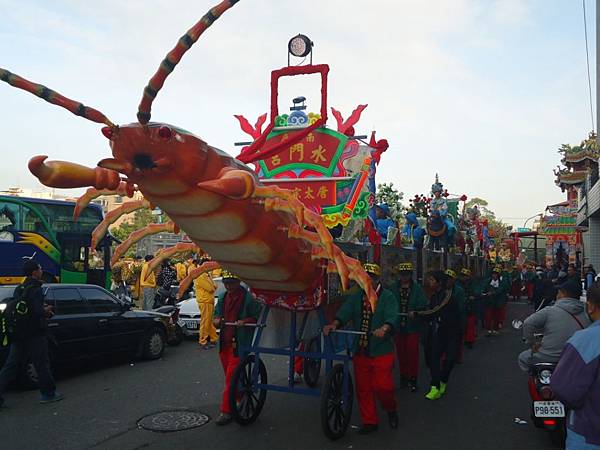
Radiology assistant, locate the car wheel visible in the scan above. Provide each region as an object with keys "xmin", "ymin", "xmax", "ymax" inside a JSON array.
[
  {"xmin": 18, "ymin": 361, "xmax": 40, "ymax": 390},
  {"xmin": 167, "ymin": 324, "xmax": 184, "ymax": 346},
  {"xmin": 142, "ymin": 327, "xmax": 166, "ymax": 360}
]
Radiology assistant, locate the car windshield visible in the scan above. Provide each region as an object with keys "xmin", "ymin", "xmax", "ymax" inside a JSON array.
[{"xmin": 0, "ymin": 285, "xmax": 16, "ymax": 302}]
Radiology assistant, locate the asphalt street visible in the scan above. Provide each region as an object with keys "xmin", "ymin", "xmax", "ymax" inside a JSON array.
[{"xmin": 2, "ymin": 302, "xmax": 559, "ymax": 450}]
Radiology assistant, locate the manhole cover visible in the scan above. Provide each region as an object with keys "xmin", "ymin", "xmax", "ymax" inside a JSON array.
[{"xmin": 138, "ymin": 410, "xmax": 210, "ymax": 432}]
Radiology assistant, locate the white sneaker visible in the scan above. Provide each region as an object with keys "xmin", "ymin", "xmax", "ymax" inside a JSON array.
[{"xmin": 293, "ymin": 373, "xmax": 303, "ymax": 384}]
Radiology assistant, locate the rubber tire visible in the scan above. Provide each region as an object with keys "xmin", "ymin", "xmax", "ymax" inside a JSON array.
[
  {"xmin": 303, "ymin": 336, "xmax": 322, "ymax": 388},
  {"xmin": 142, "ymin": 327, "xmax": 166, "ymax": 360},
  {"xmin": 167, "ymin": 325, "xmax": 184, "ymax": 346},
  {"xmin": 321, "ymin": 363, "xmax": 353, "ymax": 440},
  {"xmin": 229, "ymin": 354, "xmax": 268, "ymax": 426},
  {"xmin": 549, "ymin": 423, "xmax": 566, "ymax": 448}
]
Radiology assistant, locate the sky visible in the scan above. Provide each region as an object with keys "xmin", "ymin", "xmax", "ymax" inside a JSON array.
[{"xmin": 0, "ymin": 0, "xmax": 596, "ymax": 228}]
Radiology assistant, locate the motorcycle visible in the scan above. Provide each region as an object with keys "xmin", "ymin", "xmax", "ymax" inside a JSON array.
[
  {"xmin": 154, "ymin": 288, "xmax": 185, "ymax": 346},
  {"xmin": 528, "ymin": 360, "xmax": 567, "ymax": 446},
  {"xmin": 513, "ymin": 323, "xmax": 567, "ymax": 447}
]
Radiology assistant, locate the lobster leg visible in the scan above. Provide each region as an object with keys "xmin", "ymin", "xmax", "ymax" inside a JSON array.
[
  {"xmin": 177, "ymin": 261, "xmax": 221, "ymax": 299},
  {"xmin": 74, "ymin": 182, "xmax": 136, "ymax": 222},
  {"xmin": 145, "ymin": 242, "xmax": 201, "ymax": 281},
  {"xmin": 311, "ymin": 245, "xmax": 377, "ymax": 311},
  {"xmin": 263, "ymin": 196, "xmax": 335, "ymax": 264},
  {"xmin": 91, "ymin": 199, "xmax": 151, "ymax": 250},
  {"xmin": 29, "ymin": 156, "xmax": 121, "ymax": 190},
  {"xmin": 111, "ymin": 221, "xmax": 177, "ymax": 266},
  {"xmin": 254, "ymin": 186, "xmax": 338, "ymax": 282}
]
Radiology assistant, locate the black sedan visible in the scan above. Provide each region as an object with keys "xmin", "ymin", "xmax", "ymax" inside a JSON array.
[{"xmin": 0, "ymin": 284, "xmax": 171, "ymax": 387}]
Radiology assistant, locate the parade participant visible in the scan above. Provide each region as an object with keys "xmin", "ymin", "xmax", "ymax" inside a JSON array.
[
  {"xmin": 0, "ymin": 260, "xmax": 63, "ymax": 407},
  {"xmin": 156, "ymin": 260, "xmax": 176, "ymax": 293},
  {"xmin": 429, "ymin": 175, "xmax": 456, "ymax": 238},
  {"xmin": 509, "ymin": 266, "xmax": 521, "ymax": 300},
  {"xmin": 194, "ymin": 258, "xmax": 218, "ymax": 349},
  {"xmin": 187, "ymin": 258, "xmax": 200, "ymax": 276},
  {"xmin": 374, "ymin": 204, "xmax": 396, "ymax": 242},
  {"xmin": 498, "ymin": 265, "xmax": 511, "ymax": 328},
  {"xmin": 525, "ymin": 265, "xmax": 536, "ymax": 303},
  {"xmin": 323, "ymin": 263, "xmax": 399, "ymax": 433},
  {"xmin": 131, "ymin": 255, "xmax": 143, "ymax": 303},
  {"xmin": 584, "ymin": 264, "xmax": 597, "ymax": 290},
  {"xmin": 532, "ymin": 268, "xmax": 556, "ymax": 310},
  {"xmin": 482, "ymin": 268, "xmax": 509, "ymax": 336},
  {"xmin": 391, "ymin": 262, "xmax": 428, "ymax": 392},
  {"xmin": 458, "ymin": 268, "xmax": 478, "ymax": 349},
  {"xmin": 445, "ymin": 269, "xmax": 466, "ymax": 363},
  {"xmin": 551, "ymin": 281, "xmax": 600, "ymax": 449},
  {"xmin": 140, "ymin": 255, "xmax": 157, "ymax": 311},
  {"xmin": 413, "ymin": 271, "xmax": 462, "ymax": 400},
  {"xmin": 518, "ymin": 279, "xmax": 589, "ymax": 372},
  {"xmin": 175, "ymin": 259, "xmax": 188, "ymax": 282},
  {"xmin": 401, "ymin": 212, "xmax": 426, "ymax": 249},
  {"xmin": 213, "ymin": 271, "xmax": 261, "ymax": 426}
]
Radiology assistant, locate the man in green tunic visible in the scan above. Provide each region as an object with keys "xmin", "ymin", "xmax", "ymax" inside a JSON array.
[
  {"xmin": 323, "ymin": 263, "xmax": 399, "ymax": 434},
  {"xmin": 391, "ymin": 262, "xmax": 428, "ymax": 392}
]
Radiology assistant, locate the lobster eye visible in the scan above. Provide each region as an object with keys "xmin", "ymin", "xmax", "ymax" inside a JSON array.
[
  {"xmin": 158, "ymin": 126, "xmax": 172, "ymax": 140},
  {"xmin": 101, "ymin": 126, "xmax": 114, "ymax": 139}
]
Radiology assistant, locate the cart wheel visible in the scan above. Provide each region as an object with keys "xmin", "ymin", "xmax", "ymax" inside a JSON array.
[
  {"xmin": 321, "ymin": 363, "xmax": 353, "ymax": 440},
  {"xmin": 303, "ymin": 336, "xmax": 322, "ymax": 388},
  {"xmin": 230, "ymin": 354, "xmax": 268, "ymax": 425}
]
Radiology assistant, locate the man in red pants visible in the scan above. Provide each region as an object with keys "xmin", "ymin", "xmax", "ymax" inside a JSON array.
[
  {"xmin": 391, "ymin": 262, "xmax": 428, "ymax": 392},
  {"xmin": 483, "ymin": 268, "xmax": 509, "ymax": 336},
  {"xmin": 323, "ymin": 263, "xmax": 399, "ymax": 434},
  {"xmin": 212, "ymin": 271, "xmax": 261, "ymax": 426},
  {"xmin": 458, "ymin": 268, "xmax": 477, "ymax": 348}
]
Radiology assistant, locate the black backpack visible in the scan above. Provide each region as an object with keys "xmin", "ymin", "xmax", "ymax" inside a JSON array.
[{"xmin": 4, "ymin": 284, "xmax": 36, "ymax": 342}]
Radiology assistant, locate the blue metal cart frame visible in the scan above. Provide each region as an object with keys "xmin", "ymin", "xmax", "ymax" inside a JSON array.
[{"xmin": 227, "ymin": 304, "xmax": 363, "ymax": 440}]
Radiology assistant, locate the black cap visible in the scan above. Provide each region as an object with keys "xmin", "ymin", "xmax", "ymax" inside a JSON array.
[{"xmin": 558, "ymin": 279, "xmax": 582, "ymax": 299}]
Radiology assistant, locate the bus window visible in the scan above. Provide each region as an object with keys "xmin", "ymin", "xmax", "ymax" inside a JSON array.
[
  {"xmin": 37, "ymin": 203, "xmax": 102, "ymax": 235},
  {"xmin": 23, "ymin": 208, "xmax": 49, "ymax": 238},
  {"xmin": 62, "ymin": 241, "xmax": 86, "ymax": 273},
  {"xmin": 0, "ymin": 202, "xmax": 19, "ymax": 231}
]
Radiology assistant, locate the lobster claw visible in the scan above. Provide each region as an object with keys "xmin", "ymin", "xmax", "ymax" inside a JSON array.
[
  {"xmin": 197, "ymin": 169, "xmax": 256, "ymax": 200},
  {"xmin": 29, "ymin": 155, "xmax": 121, "ymax": 190}
]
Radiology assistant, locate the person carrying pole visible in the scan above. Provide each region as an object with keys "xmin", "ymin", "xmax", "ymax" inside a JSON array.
[{"xmin": 323, "ymin": 263, "xmax": 399, "ymax": 434}]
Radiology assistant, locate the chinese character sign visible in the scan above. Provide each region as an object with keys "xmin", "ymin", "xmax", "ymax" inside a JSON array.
[
  {"xmin": 259, "ymin": 128, "xmax": 347, "ymax": 177},
  {"xmin": 263, "ymin": 180, "xmax": 337, "ymax": 211}
]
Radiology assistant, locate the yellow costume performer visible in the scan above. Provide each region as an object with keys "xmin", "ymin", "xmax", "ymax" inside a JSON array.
[{"xmin": 194, "ymin": 271, "xmax": 218, "ymax": 347}]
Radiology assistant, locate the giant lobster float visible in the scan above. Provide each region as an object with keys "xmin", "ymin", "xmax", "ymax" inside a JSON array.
[{"xmin": 1, "ymin": 0, "xmax": 389, "ymax": 439}]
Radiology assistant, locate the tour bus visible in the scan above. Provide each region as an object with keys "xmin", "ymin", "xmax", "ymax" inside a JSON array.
[{"xmin": 0, "ymin": 195, "xmax": 112, "ymax": 288}]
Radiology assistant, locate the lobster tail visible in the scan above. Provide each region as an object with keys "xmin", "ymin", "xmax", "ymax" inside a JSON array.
[
  {"xmin": 136, "ymin": 0, "xmax": 241, "ymax": 124},
  {"xmin": 0, "ymin": 68, "xmax": 114, "ymax": 127}
]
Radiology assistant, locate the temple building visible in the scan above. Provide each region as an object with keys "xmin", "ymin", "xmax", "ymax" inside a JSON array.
[{"xmin": 555, "ymin": 132, "xmax": 600, "ymax": 269}]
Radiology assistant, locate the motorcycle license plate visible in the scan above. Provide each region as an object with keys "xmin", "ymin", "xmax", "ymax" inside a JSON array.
[
  {"xmin": 185, "ymin": 321, "xmax": 198, "ymax": 330},
  {"xmin": 534, "ymin": 401, "xmax": 565, "ymax": 418}
]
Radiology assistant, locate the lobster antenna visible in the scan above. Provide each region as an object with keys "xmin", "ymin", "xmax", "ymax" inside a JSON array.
[
  {"xmin": 0, "ymin": 68, "xmax": 114, "ymax": 127},
  {"xmin": 136, "ymin": 0, "xmax": 241, "ymax": 124}
]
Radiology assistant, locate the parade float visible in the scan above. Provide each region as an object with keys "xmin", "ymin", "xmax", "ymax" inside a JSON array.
[
  {"xmin": 233, "ymin": 56, "xmax": 386, "ymax": 241},
  {"xmin": 0, "ymin": 0, "xmax": 394, "ymax": 439}
]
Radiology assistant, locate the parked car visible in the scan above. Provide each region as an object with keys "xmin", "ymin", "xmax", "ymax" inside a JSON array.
[{"xmin": 0, "ymin": 283, "xmax": 172, "ymax": 388}]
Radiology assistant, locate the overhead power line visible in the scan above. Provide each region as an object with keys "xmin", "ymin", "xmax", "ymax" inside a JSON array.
[{"xmin": 582, "ymin": 0, "xmax": 595, "ymax": 131}]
